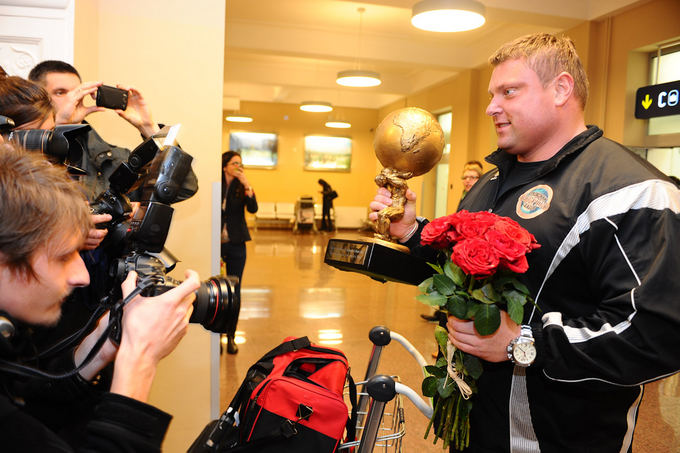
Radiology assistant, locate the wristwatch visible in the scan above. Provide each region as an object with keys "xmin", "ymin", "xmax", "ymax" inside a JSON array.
[{"xmin": 507, "ymin": 325, "xmax": 536, "ymax": 367}]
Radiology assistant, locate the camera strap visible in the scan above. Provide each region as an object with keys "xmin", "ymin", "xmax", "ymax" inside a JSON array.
[{"xmin": 0, "ymin": 281, "xmax": 148, "ymax": 381}]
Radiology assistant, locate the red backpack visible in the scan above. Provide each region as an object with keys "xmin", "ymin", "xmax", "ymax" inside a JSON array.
[{"xmin": 190, "ymin": 336, "xmax": 357, "ymax": 452}]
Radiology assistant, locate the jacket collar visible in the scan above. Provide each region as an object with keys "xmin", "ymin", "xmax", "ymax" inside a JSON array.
[{"xmin": 486, "ymin": 125, "xmax": 603, "ymax": 179}]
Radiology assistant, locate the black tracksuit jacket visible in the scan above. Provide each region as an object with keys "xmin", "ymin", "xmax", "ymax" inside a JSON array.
[{"xmin": 408, "ymin": 126, "xmax": 680, "ymax": 452}]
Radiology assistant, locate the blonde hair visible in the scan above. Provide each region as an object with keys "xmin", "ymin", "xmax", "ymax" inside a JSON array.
[
  {"xmin": 489, "ymin": 33, "xmax": 589, "ymax": 108},
  {"xmin": 462, "ymin": 160, "xmax": 483, "ymax": 177}
]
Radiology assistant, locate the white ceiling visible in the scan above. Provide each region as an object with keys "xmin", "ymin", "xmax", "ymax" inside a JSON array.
[{"xmin": 224, "ymin": 0, "xmax": 643, "ymax": 110}]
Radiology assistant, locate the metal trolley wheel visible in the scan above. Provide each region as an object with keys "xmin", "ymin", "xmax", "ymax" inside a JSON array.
[{"xmin": 338, "ymin": 326, "xmax": 434, "ymax": 453}]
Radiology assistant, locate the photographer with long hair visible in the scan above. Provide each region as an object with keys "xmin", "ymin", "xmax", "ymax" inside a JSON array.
[{"xmin": 0, "ymin": 144, "xmax": 200, "ymax": 451}]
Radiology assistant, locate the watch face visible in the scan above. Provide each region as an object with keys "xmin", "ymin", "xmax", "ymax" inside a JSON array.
[{"xmin": 513, "ymin": 341, "xmax": 536, "ymax": 365}]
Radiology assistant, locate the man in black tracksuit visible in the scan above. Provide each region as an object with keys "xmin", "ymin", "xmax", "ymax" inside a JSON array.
[{"xmin": 370, "ymin": 33, "xmax": 680, "ymax": 452}]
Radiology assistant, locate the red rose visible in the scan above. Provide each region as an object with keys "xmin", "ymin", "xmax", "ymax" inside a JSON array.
[
  {"xmin": 454, "ymin": 212, "xmax": 496, "ymax": 240},
  {"xmin": 485, "ymin": 229, "xmax": 526, "ymax": 262},
  {"xmin": 502, "ymin": 255, "xmax": 529, "ymax": 273},
  {"xmin": 451, "ymin": 238, "xmax": 500, "ymax": 279},
  {"xmin": 493, "ymin": 217, "xmax": 540, "ymax": 252},
  {"xmin": 421, "ymin": 215, "xmax": 456, "ymax": 249}
]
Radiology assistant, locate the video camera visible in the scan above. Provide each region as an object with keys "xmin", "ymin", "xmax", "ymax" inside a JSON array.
[
  {"xmin": 91, "ymin": 125, "xmax": 238, "ymax": 334},
  {"xmin": 0, "ymin": 114, "xmax": 91, "ymax": 171}
]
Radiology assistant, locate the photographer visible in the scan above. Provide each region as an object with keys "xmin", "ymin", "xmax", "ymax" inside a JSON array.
[
  {"xmin": 0, "ymin": 144, "xmax": 200, "ymax": 451},
  {"xmin": 29, "ymin": 60, "xmax": 162, "ymax": 200}
]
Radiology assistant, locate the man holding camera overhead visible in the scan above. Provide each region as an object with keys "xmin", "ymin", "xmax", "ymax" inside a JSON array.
[
  {"xmin": 0, "ymin": 144, "xmax": 200, "ymax": 451},
  {"xmin": 28, "ymin": 60, "xmax": 162, "ymax": 200}
]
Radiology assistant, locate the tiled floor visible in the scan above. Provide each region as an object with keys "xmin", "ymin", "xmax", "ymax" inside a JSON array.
[{"xmin": 220, "ymin": 228, "xmax": 680, "ymax": 452}]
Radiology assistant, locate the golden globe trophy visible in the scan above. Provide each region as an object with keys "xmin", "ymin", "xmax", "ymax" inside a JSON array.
[{"xmin": 324, "ymin": 107, "xmax": 445, "ymax": 285}]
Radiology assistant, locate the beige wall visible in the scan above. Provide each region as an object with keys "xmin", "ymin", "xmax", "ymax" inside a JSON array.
[
  {"xmin": 222, "ymin": 101, "xmax": 381, "ymax": 221},
  {"xmin": 75, "ymin": 1, "xmax": 225, "ymax": 450}
]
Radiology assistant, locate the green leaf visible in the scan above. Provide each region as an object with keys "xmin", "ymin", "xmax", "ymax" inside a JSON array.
[
  {"xmin": 434, "ymin": 326, "xmax": 449, "ymax": 355},
  {"xmin": 437, "ymin": 377, "xmax": 455, "ymax": 399},
  {"xmin": 422, "ymin": 376, "xmax": 438, "ymax": 397},
  {"xmin": 445, "ymin": 294, "xmax": 467, "ymax": 319},
  {"xmin": 480, "ymin": 283, "xmax": 500, "ymax": 303},
  {"xmin": 435, "ymin": 356, "xmax": 447, "ymax": 368},
  {"xmin": 471, "ymin": 288, "xmax": 495, "ymax": 304},
  {"xmin": 466, "ymin": 301, "xmax": 480, "ymax": 319},
  {"xmin": 505, "ymin": 291, "xmax": 526, "ymax": 325},
  {"xmin": 425, "ymin": 365, "xmax": 447, "ymax": 378},
  {"xmin": 444, "ymin": 261, "xmax": 466, "ymax": 287},
  {"xmin": 427, "ymin": 262, "xmax": 443, "ymax": 274},
  {"xmin": 416, "ymin": 293, "xmax": 447, "ymax": 307},
  {"xmin": 462, "ymin": 354, "xmax": 483, "ymax": 380},
  {"xmin": 433, "ymin": 274, "xmax": 457, "ymax": 296},
  {"xmin": 418, "ymin": 277, "xmax": 434, "ymax": 294},
  {"xmin": 473, "ymin": 304, "xmax": 501, "ymax": 336},
  {"xmin": 511, "ymin": 279, "xmax": 530, "ymax": 295}
]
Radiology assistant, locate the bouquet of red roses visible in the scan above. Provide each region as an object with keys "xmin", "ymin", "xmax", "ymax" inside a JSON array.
[{"xmin": 417, "ymin": 210, "xmax": 540, "ymax": 450}]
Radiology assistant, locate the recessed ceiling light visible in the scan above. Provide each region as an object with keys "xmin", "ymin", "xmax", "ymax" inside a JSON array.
[
  {"xmin": 300, "ymin": 101, "xmax": 333, "ymax": 113},
  {"xmin": 411, "ymin": 0, "xmax": 486, "ymax": 33}
]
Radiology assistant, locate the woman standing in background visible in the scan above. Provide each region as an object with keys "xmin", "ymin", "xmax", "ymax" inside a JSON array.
[{"xmin": 221, "ymin": 151, "xmax": 258, "ymax": 354}]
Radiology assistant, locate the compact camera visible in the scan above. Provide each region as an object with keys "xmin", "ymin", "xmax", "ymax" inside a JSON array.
[{"xmin": 96, "ymin": 85, "xmax": 129, "ymax": 110}]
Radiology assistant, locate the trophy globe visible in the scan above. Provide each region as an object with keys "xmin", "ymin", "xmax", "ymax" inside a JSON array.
[{"xmin": 372, "ymin": 107, "xmax": 445, "ymax": 243}]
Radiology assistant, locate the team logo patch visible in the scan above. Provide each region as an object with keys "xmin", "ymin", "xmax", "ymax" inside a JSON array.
[{"xmin": 516, "ymin": 184, "xmax": 553, "ymax": 219}]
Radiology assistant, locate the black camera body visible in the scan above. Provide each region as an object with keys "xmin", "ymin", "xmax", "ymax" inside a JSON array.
[
  {"xmin": 91, "ymin": 126, "xmax": 238, "ymax": 333},
  {"xmin": 96, "ymin": 85, "xmax": 129, "ymax": 111}
]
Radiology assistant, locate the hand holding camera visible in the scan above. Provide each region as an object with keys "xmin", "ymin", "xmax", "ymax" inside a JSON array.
[
  {"xmin": 111, "ymin": 270, "xmax": 199, "ymax": 401},
  {"xmin": 54, "ymin": 81, "xmax": 104, "ymax": 125},
  {"xmin": 112, "ymin": 84, "xmax": 160, "ymax": 139}
]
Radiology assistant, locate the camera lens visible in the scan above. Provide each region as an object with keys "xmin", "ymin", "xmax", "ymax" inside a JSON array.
[
  {"xmin": 11, "ymin": 129, "xmax": 52, "ymax": 154},
  {"xmin": 190, "ymin": 275, "xmax": 239, "ymax": 333}
]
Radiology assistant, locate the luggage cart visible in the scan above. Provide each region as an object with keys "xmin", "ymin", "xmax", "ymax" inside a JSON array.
[
  {"xmin": 339, "ymin": 326, "xmax": 433, "ymax": 453},
  {"xmin": 293, "ymin": 196, "xmax": 317, "ymax": 233}
]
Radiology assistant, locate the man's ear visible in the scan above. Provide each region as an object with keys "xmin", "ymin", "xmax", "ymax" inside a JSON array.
[{"xmin": 553, "ymin": 71, "xmax": 575, "ymax": 107}]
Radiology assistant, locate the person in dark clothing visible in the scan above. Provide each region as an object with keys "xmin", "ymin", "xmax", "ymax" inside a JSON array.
[
  {"xmin": 370, "ymin": 33, "xmax": 680, "ymax": 452},
  {"xmin": 318, "ymin": 178, "xmax": 337, "ymax": 232},
  {"xmin": 0, "ymin": 145, "xmax": 200, "ymax": 452},
  {"xmin": 221, "ymin": 151, "xmax": 258, "ymax": 354}
]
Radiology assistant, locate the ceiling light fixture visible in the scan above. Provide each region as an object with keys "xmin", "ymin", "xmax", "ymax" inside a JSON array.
[
  {"xmin": 300, "ymin": 101, "xmax": 333, "ymax": 113},
  {"xmin": 225, "ymin": 114, "xmax": 253, "ymax": 123},
  {"xmin": 325, "ymin": 120, "xmax": 351, "ymax": 129},
  {"xmin": 336, "ymin": 70, "xmax": 381, "ymax": 88},
  {"xmin": 336, "ymin": 8, "xmax": 382, "ymax": 88},
  {"xmin": 411, "ymin": 0, "xmax": 486, "ymax": 32}
]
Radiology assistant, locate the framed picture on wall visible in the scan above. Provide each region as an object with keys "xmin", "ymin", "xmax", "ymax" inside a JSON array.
[
  {"xmin": 303, "ymin": 135, "xmax": 352, "ymax": 171},
  {"xmin": 229, "ymin": 131, "xmax": 278, "ymax": 168}
]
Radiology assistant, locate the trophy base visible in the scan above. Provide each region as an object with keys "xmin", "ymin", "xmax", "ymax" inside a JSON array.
[{"xmin": 324, "ymin": 236, "xmax": 435, "ymax": 286}]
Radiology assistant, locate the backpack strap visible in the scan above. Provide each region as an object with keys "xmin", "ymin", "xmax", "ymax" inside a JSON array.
[
  {"xmin": 345, "ymin": 371, "xmax": 358, "ymax": 443},
  {"xmin": 258, "ymin": 336, "xmax": 311, "ymax": 362}
]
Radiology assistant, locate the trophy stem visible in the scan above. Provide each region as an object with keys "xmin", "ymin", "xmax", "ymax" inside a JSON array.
[{"xmin": 373, "ymin": 167, "xmax": 412, "ymax": 243}]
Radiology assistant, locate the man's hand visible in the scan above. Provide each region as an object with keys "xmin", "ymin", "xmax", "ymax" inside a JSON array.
[
  {"xmin": 114, "ymin": 85, "xmax": 160, "ymax": 139},
  {"xmin": 83, "ymin": 213, "xmax": 112, "ymax": 250},
  {"xmin": 110, "ymin": 270, "xmax": 200, "ymax": 402},
  {"xmin": 368, "ymin": 187, "xmax": 418, "ymax": 240},
  {"xmin": 54, "ymin": 81, "xmax": 104, "ymax": 125},
  {"xmin": 447, "ymin": 311, "xmax": 521, "ymax": 362}
]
